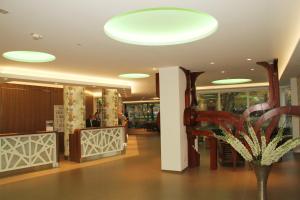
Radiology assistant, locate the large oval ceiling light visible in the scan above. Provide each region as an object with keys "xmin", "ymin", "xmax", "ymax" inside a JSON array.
[
  {"xmin": 119, "ymin": 73, "xmax": 150, "ymax": 79},
  {"xmin": 104, "ymin": 7, "xmax": 218, "ymax": 46},
  {"xmin": 2, "ymin": 51, "xmax": 56, "ymax": 63},
  {"xmin": 212, "ymin": 78, "xmax": 252, "ymax": 85}
]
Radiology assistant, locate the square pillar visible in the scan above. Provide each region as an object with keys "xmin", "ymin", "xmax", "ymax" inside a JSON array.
[
  {"xmin": 103, "ymin": 89, "xmax": 119, "ymax": 127},
  {"xmin": 63, "ymin": 86, "xmax": 85, "ymax": 156},
  {"xmin": 159, "ymin": 66, "xmax": 188, "ymax": 171}
]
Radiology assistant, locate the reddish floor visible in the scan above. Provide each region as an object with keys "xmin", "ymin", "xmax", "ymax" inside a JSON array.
[{"xmin": 1, "ymin": 134, "xmax": 300, "ymax": 200}]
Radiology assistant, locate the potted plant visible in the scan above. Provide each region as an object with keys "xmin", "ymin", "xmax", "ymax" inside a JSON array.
[{"xmin": 214, "ymin": 121, "xmax": 300, "ymax": 200}]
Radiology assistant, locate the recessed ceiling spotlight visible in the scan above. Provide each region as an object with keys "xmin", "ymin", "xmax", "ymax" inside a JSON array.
[
  {"xmin": 30, "ymin": 33, "xmax": 43, "ymax": 40},
  {"xmin": 221, "ymin": 70, "xmax": 225, "ymax": 74},
  {"xmin": 2, "ymin": 51, "xmax": 56, "ymax": 63},
  {"xmin": 119, "ymin": 73, "xmax": 150, "ymax": 79},
  {"xmin": 212, "ymin": 78, "xmax": 252, "ymax": 85},
  {"xmin": 0, "ymin": 9, "xmax": 9, "ymax": 14},
  {"xmin": 104, "ymin": 7, "xmax": 218, "ymax": 46},
  {"xmin": 210, "ymin": 62, "xmax": 215, "ymax": 65},
  {"xmin": 247, "ymin": 58, "xmax": 252, "ymax": 61},
  {"xmin": 250, "ymin": 68, "xmax": 255, "ymax": 71}
]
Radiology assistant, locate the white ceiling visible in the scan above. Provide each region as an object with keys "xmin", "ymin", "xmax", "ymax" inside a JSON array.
[{"xmin": 0, "ymin": 0, "xmax": 300, "ymax": 100}]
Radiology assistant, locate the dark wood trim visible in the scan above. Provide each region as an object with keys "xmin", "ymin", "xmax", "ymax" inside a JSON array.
[
  {"xmin": 0, "ymin": 131, "xmax": 58, "ymax": 137},
  {"xmin": 69, "ymin": 129, "xmax": 82, "ymax": 163},
  {"xmin": 208, "ymin": 136, "xmax": 218, "ymax": 170},
  {"xmin": 0, "ymin": 164, "xmax": 54, "ymax": 178},
  {"xmin": 155, "ymin": 73, "xmax": 160, "ymax": 98},
  {"xmin": 79, "ymin": 126, "xmax": 124, "ymax": 131}
]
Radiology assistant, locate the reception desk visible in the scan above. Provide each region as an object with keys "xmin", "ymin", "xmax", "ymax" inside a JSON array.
[
  {"xmin": 69, "ymin": 126, "xmax": 125, "ymax": 163},
  {"xmin": 0, "ymin": 131, "xmax": 59, "ymax": 174}
]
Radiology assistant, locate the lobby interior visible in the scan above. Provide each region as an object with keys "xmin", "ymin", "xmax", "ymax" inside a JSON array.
[{"xmin": 1, "ymin": 1, "xmax": 300, "ymax": 200}]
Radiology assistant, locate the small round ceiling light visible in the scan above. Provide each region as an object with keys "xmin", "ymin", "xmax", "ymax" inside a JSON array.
[
  {"xmin": 119, "ymin": 73, "xmax": 150, "ymax": 79},
  {"xmin": 30, "ymin": 33, "xmax": 43, "ymax": 40},
  {"xmin": 212, "ymin": 78, "xmax": 252, "ymax": 85},
  {"xmin": 104, "ymin": 7, "xmax": 218, "ymax": 46},
  {"xmin": 2, "ymin": 51, "xmax": 56, "ymax": 63}
]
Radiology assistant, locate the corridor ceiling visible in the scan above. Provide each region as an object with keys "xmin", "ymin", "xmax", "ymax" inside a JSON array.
[{"xmin": 0, "ymin": 1, "xmax": 299, "ymax": 100}]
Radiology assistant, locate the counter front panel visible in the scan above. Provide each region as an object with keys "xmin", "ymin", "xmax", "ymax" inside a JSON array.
[{"xmin": 0, "ymin": 132, "xmax": 58, "ymax": 173}]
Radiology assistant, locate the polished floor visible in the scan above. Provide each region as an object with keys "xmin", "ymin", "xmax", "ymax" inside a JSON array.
[{"xmin": 1, "ymin": 133, "xmax": 300, "ymax": 200}]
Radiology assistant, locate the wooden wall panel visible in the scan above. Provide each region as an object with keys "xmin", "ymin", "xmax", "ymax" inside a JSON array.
[
  {"xmin": 0, "ymin": 83, "xmax": 63, "ymax": 133},
  {"xmin": 85, "ymin": 94, "xmax": 94, "ymax": 119}
]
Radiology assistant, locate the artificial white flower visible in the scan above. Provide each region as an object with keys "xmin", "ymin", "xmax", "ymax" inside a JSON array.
[{"xmin": 214, "ymin": 122, "xmax": 300, "ymax": 166}]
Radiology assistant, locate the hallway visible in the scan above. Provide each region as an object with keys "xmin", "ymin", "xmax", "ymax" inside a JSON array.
[{"xmin": 1, "ymin": 135, "xmax": 300, "ymax": 200}]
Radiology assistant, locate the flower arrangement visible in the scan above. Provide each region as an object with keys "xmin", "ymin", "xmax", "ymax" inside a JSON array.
[{"xmin": 214, "ymin": 121, "xmax": 300, "ymax": 166}]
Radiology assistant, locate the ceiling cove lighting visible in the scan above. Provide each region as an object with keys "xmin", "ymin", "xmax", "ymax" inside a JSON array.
[
  {"xmin": 0, "ymin": 67, "xmax": 132, "ymax": 88},
  {"xmin": 212, "ymin": 78, "xmax": 252, "ymax": 85},
  {"xmin": 119, "ymin": 73, "xmax": 150, "ymax": 79},
  {"xmin": 197, "ymin": 82, "xmax": 269, "ymax": 90},
  {"xmin": 8, "ymin": 81, "xmax": 63, "ymax": 88},
  {"xmin": 104, "ymin": 7, "xmax": 218, "ymax": 46},
  {"xmin": 2, "ymin": 51, "xmax": 56, "ymax": 63}
]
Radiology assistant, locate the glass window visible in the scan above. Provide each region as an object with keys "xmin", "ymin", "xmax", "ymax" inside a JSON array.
[
  {"xmin": 198, "ymin": 93, "xmax": 218, "ymax": 111},
  {"xmin": 221, "ymin": 92, "xmax": 247, "ymax": 115},
  {"xmin": 125, "ymin": 103, "xmax": 160, "ymax": 128},
  {"xmin": 249, "ymin": 90, "xmax": 268, "ymax": 106}
]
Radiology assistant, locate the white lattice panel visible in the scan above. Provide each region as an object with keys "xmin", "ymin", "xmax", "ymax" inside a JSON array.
[
  {"xmin": 81, "ymin": 127, "xmax": 124, "ymax": 158},
  {"xmin": 0, "ymin": 133, "xmax": 57, "ymax": 172}
]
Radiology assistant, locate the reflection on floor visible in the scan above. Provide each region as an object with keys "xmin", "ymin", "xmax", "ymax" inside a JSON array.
[
  {"xmin": 127, "ymin": 128, "xmax": 159, "ymax": 136},
  {"xmin": 0, "ymin": 135, "xmax": 140, "ymax": 186},
  {"xmin": 1, "ymin": 134, "xmax": 300, "ymax": 200}
]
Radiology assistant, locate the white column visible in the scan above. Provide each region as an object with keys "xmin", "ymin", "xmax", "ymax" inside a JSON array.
[
  {"xmin": 159, "ymin": 66, "xmax": 188, "ymax": 171},
  {"xmin": 290, "ymin": 78, "xmax": 300, "ymax": 153}
]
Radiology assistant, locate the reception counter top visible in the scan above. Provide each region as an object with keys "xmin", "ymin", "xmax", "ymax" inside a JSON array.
[{"xmin": 69, "ymin": 126, "xmax": 125, "ymax": 162}]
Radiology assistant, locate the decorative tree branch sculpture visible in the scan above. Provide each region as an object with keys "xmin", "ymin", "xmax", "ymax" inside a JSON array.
[
  {"xmin": 180, "ymin": 59, "xmax": 300, "ymax": 200},
  {"xmin": 180, "ymin": 67, "xmax": 204, "ymax": 168},
  {"xmin": 181, "ymin": 59, "xmax": 293, "ymax": 169}
]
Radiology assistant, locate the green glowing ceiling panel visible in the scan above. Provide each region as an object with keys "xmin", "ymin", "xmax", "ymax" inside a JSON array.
[
  {"xmin": 104, "ymin": 7, "xmax": 218, "ymax": 46},
  {"xmin": 212, "ymin": 79, "xmax": 252, "ymax": 84},
  {"xmin": 3, "ymin": 51, "xmax": 56, "ymax": 63}
]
